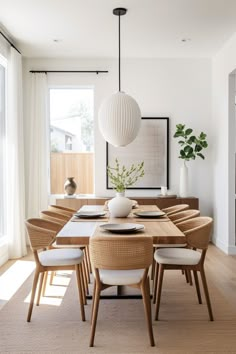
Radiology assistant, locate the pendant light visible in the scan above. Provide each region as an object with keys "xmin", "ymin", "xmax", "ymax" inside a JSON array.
[{"xmin": 98, "ymin": 8, "xmax": 141, "ymax": 147}]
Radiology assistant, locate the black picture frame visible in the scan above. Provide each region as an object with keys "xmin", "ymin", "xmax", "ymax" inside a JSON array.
[{"xmin": 106, "ymin": 117, "xmax": 169, "ymax": 190}]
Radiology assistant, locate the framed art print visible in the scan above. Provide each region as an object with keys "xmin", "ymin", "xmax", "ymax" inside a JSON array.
[{"xmin": 106, "ymin": 117, "xmax": 169, "ymax": 189}]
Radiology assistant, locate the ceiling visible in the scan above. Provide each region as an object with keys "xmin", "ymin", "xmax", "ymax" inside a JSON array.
[{"xmin": 1, "ymin": 0, "xmax": 236, "ymax": 59}]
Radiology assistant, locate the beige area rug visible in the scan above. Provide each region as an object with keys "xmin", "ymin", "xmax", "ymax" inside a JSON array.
[{"xmin": 0, "ymin": 268, "xmax": 236, "ymax": 354}]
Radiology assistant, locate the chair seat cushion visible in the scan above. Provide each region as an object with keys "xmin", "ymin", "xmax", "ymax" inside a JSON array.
[
  {"xmin": 39, "ymin": 248, "xmax": 84, "ymax": 266},
  {"xmin": 99, "ymin": 269, "xmax": 145, "ymax": 286},
  {"xmin": 154, "ymin": 248, "xmax": 201, "ymax": 265}
]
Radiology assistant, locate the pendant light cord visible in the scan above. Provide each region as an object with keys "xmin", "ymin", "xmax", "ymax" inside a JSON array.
[
  {"xmin": 118, "ymin": 13, "xmax": 121, "ymax": 92},
  {"xmin": 113, "ymin": 8, "xmax": 127, "ymax": 92}
]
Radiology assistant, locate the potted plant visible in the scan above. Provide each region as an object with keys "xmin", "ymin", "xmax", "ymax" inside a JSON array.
[
  {"xmin": 107, "ymin": 158, "xmax": 144, "ymax": 217},
  {"xmin": 173, "ymin": 124, "xmax": 208, "ymax": 197}
]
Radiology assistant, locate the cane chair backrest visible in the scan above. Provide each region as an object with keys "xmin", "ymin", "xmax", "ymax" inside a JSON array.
[
  {"xmin": 40, "ymin": 210, "xmax": 68, "ymax": 226},
  {"xmin": 162, "ymin": 204, "xmax": 189, "ymax": 216},
  {"xmin": 176, "ymin": 216, "xmax": 213, "ymax": 250},
  {"xmin": 48, "ymin": 205, "xmax": 76, "ymax": 217},
  {"xmin": 90, "ymin": 236, "xmax": 153, "ymax": 270},
  {"xmin": 25, "ymin": 218, "xmax": 62, "ymax": 251},
  {"xmin": 169, "ymin": 209, "xmax": 200, "ymax": 224}
]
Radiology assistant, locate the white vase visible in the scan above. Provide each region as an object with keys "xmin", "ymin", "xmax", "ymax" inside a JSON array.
[
  {"xmin": 108, "ymin": 192, "xmax": 133, "ymax": 218},
  {"xmin": 179, "ymin": 161, "xmax": 188, "ymax": 197}
]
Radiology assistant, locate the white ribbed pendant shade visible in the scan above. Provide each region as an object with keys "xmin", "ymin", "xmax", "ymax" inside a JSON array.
[{"xmin": 99, "ymin": 91, "xmax": 141, "ymax": 147}]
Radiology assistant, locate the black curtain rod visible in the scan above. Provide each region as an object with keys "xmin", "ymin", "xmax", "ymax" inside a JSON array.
[
  {"xmin": 30, "ymin": 70, "xmax": 108, "ymax": 74},
  {"xmin": 0, "ymin": 31, "xmax": 21, "ymax": 55}
]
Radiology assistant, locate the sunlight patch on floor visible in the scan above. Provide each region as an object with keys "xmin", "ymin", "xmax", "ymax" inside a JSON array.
[
  {"xmin": 0, "ymin": 260, "xmax": 35, "ymax": 301},
  {"xmin": 24, "ymin": 271, "xmax": 73, "ymax": 307}
]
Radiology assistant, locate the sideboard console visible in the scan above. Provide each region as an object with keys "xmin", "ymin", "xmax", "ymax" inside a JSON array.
[{"xmin": 55, "ymin": 195, "xmax": 199, "ymax": 210}]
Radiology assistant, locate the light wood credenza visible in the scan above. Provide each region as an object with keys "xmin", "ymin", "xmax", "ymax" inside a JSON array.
[{"xmin": 55, "ymin": 195, "xmax": 199, "ymax": 210}]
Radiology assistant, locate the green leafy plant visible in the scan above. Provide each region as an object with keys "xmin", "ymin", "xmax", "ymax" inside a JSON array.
[
  {"xmin": 107, "ymin": 158, "xmax": 145, "ymax": 193},
  {"xmin": 173, "ymin": 124, "xmax": 208, "ymax": 161}
]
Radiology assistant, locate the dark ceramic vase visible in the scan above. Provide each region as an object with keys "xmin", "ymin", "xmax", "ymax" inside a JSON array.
[{"xmin": 64, "ymin": 177, "xmax": 77, "ymax": 195}]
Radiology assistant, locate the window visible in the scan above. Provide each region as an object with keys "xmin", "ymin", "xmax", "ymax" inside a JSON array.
[
  {"xmin": 0, "ymin": 57, "xmax": 6, "ymax": 238},
  {"xmin": 49, "ymin": 88, "xmax": 94, "ymax": 194}
]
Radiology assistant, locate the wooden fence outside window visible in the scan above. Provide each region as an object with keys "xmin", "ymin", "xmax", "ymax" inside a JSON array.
[{"xmin": 50, "ymin": 152, "xmax": 94, "ymax": 194}]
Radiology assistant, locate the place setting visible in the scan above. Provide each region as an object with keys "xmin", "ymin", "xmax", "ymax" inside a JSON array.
[
  {"xmin": 71, "ymin": 211, "xmax": 108, "ymax": 222},
  {"xmin": 131, "ymin": 210, "xmax": 170, "ymax": 222},
  {"xmin": 99, "ymin": 222, "xmax": 145, "ymax": 234}
]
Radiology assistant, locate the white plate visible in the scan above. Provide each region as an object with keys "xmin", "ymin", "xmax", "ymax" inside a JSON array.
[
  {"xmin": 134, "ymin": 211, "xmax": 166, "ymax": 218},
  {"xmin": 74, "ymin": 211, "xmax": 106, "ymax": 218},
  {"xmin": 100, "ymin": 223, "xmax": 144, "ymax": 233}
]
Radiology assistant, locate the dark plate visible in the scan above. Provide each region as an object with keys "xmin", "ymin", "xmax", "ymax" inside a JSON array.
[
  {"xmin": 100, "ymin": 223, "xmax": 144, "ymax": 233},
  {"xmin": 133, "ymin": 211, "xmax": 166, "ymax": 218},
  {"xmin": 74, "ymin": 211, "xmax": 106, "ymax": 219}
]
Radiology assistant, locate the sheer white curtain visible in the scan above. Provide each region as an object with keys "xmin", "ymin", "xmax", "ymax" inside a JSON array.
[
  {"xmin": 26, "ymin": 72, "xmax": 49, "ymax": 219},
  {"xmin": 6, "ymin": 47, "xmax": 27, "ymax": 258}
]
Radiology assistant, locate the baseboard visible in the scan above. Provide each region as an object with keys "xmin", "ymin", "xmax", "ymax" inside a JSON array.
[
  {"xmin": 226, "ymin": 245, "xmax": 236, "ymax": 255},
  {"xmin": 212, "ymin": 237, "xmax": 236, "ymax": 255}
]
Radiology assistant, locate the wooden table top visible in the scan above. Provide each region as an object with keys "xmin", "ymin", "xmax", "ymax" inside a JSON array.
[{"xmin": 56, "ymin": 205, "xmax": 185, "ymax": 246}]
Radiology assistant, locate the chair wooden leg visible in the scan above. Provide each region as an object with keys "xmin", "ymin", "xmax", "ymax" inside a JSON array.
[
  {"xmin": 36, "ymin": 272, "xmax": 44, "ymax": 306},
  {"xmin": 49, "ymin": 271, "xmax": 55, "ymax": 285},
  {"xmin": 146, "ymin": 276, "xmax": 152, "ymax": 315},
  {"xmin": 79, "ymin": 263, "xmax": 87, "ymax": 305},
  {"xmin": 87, "ymin": 246, "xmax": 92, "ymax": 274},
  {"xmin": 85, "ymin": 247, "xmax": 91, "ymax": 283},
  {"xmin": 91, "ymin": 279, "xmax": 97, "ymax": 322},
  {"xmin": 155, "ymin": 264, "xmax": 164, "ymax": 321},
  {"xmin": 185, "ymin": 270, "xmax": 189, "ymax": 283},
  {"xmin": 83, "ymin": 253, "xmax": 89, "ymax": 288},
  {"xmin": 200, "ymin": 268, "xmax": 214, "ymax": 321},
  {"xmin": 152, "ymin": 261, "xmax": 159, "ymax": 304},
  {"xmin": 27, "ymin": 269, "xmax": 40, "ymax": 322},
  {"xmin": 89, "ymin": 282, "xmax": 101, "ymax": 347},
  {"xmin": 75, "ymin": 264, "xmax": 85, "ymax": 321},
  {"xmin": 42, "ymin": 271, "xmax": 48, "ymax": 296},
  {"xmin": 188, "ymin": 270, "xmax": 193, "ymax": 286},
  {"xmin": 141, "ymin": 277, "xmax": 155, "ymax": 346},
  {"xmin": 151, "ymin": 247, "xmax": 156, "ymax": 280},
  {"xmin": 193, "ymin": 270, "xmax": 202, "ymax": 304},
  {"xmin": 82, "ymin": 259, "xmax": 89, "ymax": 296}
]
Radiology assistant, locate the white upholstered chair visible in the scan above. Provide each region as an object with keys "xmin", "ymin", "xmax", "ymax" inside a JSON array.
[
  {"xmin": 89, "ymin": 235, "xmax": 155, "ymax": 347},
  {"xmin": 25, "ymin": 218, "xmax": 86, "ymax": 322},
  {"xmin": 153, "ymin": 216, "xmax": 213, "ymax": 321}
]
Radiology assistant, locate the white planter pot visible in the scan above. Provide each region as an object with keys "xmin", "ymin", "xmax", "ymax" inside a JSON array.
[
  {"xmin": 108, "ymin": 192, "xmax": 132, "ymax": 218},
  {"xmin": 179, "ymin": 161, "xmax": 188, "ymax": 197}
]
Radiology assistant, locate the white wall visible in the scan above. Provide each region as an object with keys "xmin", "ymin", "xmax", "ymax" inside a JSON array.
[
  {"xmin": 23, "ymin": 57, "xmax": 212, "ymax": 216},
  {"xmin": 212, "ymin": 33, "xmax": 236, "ymax": 254}
]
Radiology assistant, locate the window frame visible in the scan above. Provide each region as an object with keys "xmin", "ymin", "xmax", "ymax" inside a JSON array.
[
  {"xmin": 0, "ymin": 55, "xmax": 7, "ymax": 239},
  {"xmin": 48, "ymin": 85, "xmax": 95, "ymax": 195}
]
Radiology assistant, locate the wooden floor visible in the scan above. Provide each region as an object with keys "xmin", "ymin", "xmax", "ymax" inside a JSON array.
[{"xmin": 0, "ymin": 243, "xmax": 236, "ymax": 353}]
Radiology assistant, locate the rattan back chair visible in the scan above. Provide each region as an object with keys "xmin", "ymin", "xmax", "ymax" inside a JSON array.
[
  {"xmin": 169, "ymin": 209, "xmax": 200, "ymax": 224},
  {"xmin": 48, "ymin": 204, "xmax": 76, "ymax": 217},
  {"xmin": 89, "ymin": 236, "xmax": 155, "ymax": 347},
  {"xmin": 152, "ymin": 208, "xmax": 200, "ymax": 304},
  {"xmin": 177, "ymin": 216, "xmax": 213, "ymax": 250},
  {"xmin": 40, "ymin": 210, "xmax": 90, "ymax": 302},
  {"xmin": 161, "ymin": 204, "xmax": 189, "ymax": 216},
  {"xmin": 40, "ymin": 210, "xmax": 68, "ymax": 227},
  {"xmin": 25, "ymin": 218, "xmax": 85, "ymax": 323},
  {"xmin": 154, "ymin": 216, "xmax": 213, "ymax": 321}
]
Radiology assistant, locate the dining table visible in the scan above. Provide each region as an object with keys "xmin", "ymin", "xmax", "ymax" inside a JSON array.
[
  {"xmin": 55, "ymin": 204, "xmax": 186, "ymax": 299},
  {"xmin": 56, "ymin": 204, "xmax": 185, "ymax": 246}
]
